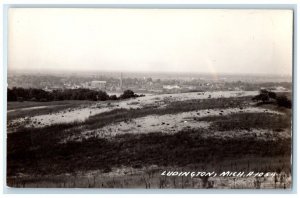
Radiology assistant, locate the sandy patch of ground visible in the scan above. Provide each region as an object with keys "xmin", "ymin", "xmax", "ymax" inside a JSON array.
[{"xmin": 62, "ymin": 107, "xmax": 284, "ymax": 142}]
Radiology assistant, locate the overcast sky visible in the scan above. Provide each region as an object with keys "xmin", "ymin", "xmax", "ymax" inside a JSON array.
[{"xmin": 8, "ymin": 8, "xmax": 293, "ymax": 75}]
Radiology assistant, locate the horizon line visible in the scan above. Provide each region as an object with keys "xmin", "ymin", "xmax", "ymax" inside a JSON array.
[{"xmin": 7, "ymin": 68, "xmax": 293, "ymax": 77}]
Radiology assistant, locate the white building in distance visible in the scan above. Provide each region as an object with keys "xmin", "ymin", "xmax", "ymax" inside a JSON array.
[
  {"xmin": 90, "ymin": 81, "xmax": 106, "ymax": 90},
  {"xmin": 163, "ymin": 85, "xmax": 180, "ymax": 90}
]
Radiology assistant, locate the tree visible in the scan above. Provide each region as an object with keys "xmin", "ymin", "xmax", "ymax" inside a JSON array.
[
  {"xmin": 7, "ymin": 87, "xmax": 138, "ymax": 102},
  {"xmin": 97, "ymin": 90, "xmax": 109, "ymax": 101},
  {"xmin": 119, "ymin": 90, "xmax": 135, "ymax": 99},
  {"xmin": 109, "ymin": 95, "xmax": 118, "ymax": 100}
]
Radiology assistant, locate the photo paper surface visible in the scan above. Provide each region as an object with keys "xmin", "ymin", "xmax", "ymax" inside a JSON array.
[{"xmin": 6, "ymin": 8, "xmax": 293, "ymax": 189}]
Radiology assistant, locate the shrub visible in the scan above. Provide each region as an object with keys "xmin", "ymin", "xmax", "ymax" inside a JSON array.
[{"xmin": 276, "ymin": 95, "xmax": 292, "ymax": 108}]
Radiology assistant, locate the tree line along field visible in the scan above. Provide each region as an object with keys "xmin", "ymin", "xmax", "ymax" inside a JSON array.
[
  {"xmin": 8, "ymin": 87, "xmax": 144, "ymax": 102},
  {"xmin": 6, "ymin": 90, "xmax": 292, "ymax": 188}
]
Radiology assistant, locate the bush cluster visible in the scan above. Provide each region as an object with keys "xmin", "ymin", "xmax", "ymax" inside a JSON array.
[{"xmin": 252, "ymin": 89, "xmax": 291, "ymax": 108}]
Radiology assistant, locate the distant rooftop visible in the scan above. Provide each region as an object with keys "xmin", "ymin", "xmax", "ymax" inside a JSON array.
[{"xmin": 91, "ymin": 81, "xmax": 106, "ymax": 83}]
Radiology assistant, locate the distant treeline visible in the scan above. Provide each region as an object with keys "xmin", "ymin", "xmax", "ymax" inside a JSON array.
[{"xmin": 7, "ymin": 87, "xmax": 143, "ymax": 102}]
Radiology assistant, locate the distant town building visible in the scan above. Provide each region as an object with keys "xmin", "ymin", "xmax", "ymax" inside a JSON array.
[
  {"xmin": 163, "ymin": 85, "xmax": 181, "ymax": 90},
  {"xmin": 91, "ymin": 81, "xmax": 106, "ymax": 90},
  {"xmin": 43, "ymin": 86, "xmax": 52, "ymax": 92},
  {"xmin": 274, "ymin": 86, "xmax": 287, "ymax": 91}
]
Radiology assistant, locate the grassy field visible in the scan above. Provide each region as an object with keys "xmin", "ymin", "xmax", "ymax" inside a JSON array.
[
  {"xmin": 6, "ymin": 93, "xmax": 292, "ymax": 188},
  {"xmin": 7, "ymin": 128, "xmax": 291, "ymax": 174},
  {"xmin": 195, "ymin": 112, "xmax": 291, "ymax": 131}
]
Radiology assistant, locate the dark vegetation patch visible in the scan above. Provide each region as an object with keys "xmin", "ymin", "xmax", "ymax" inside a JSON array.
[
  {"xmin": 7, "ymin": 128, "xmax": 291, "ymax": 176},
  {"xmin": 8, "ymin": 87, "xmax": 144, "ymax": 102},
  {"xmin": 252, "ymin": 90, "xmax": 292, "ymax": 108},
  {"xmin": 195, "ymin": 112, "xmax": 291, "ymax": 131},
  {"xmin": 166, "ymin": 96, "xmax": 250, "ymax": 111}
]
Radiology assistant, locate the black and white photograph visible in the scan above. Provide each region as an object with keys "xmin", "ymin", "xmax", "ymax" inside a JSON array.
[{"xmin": 6, "ymin": 8, "xmax": 293, "ymax": 189}]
